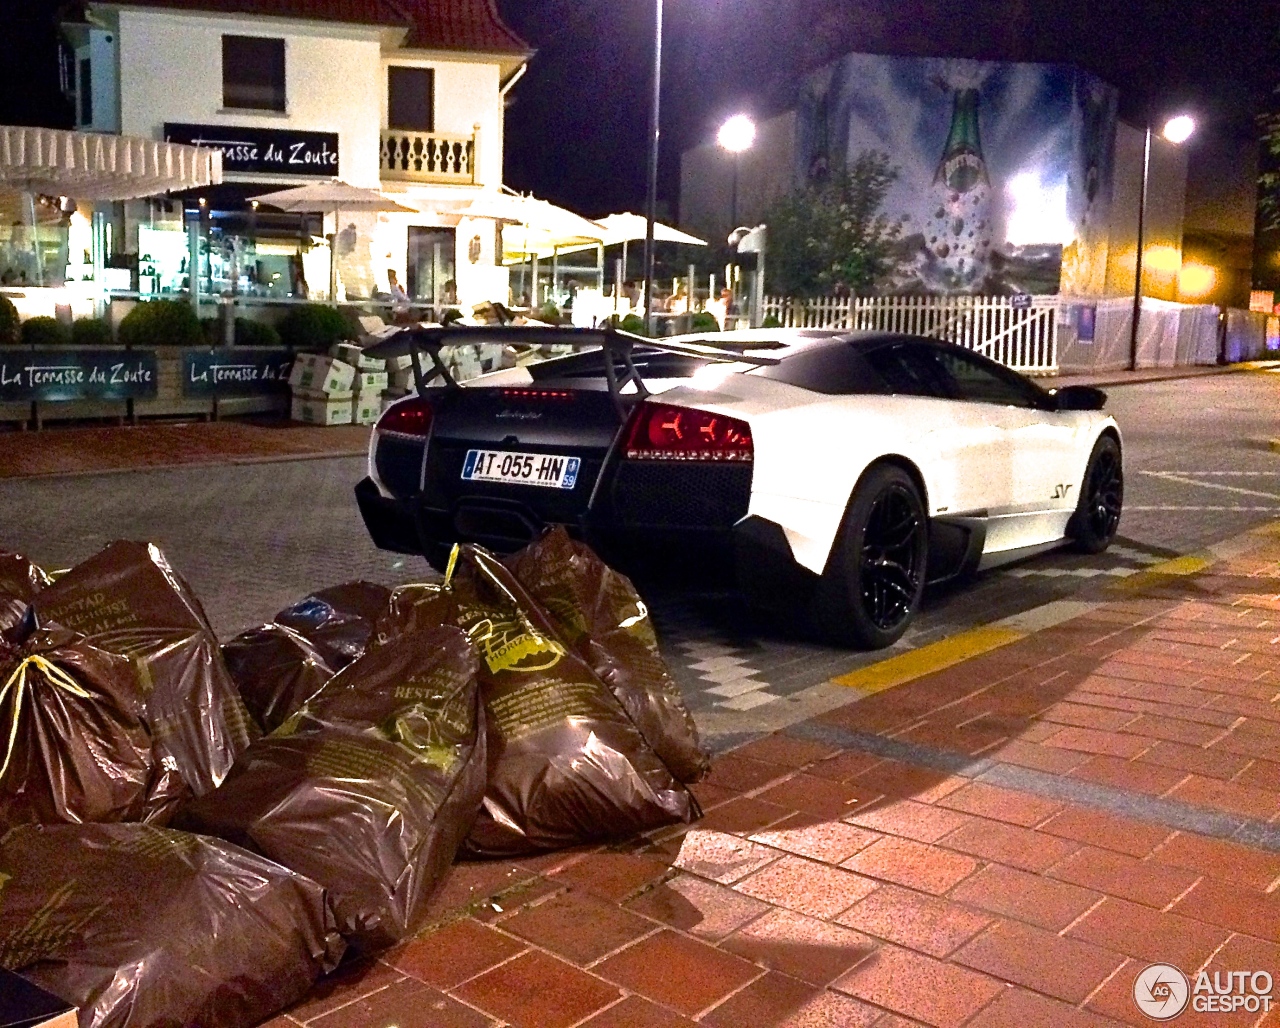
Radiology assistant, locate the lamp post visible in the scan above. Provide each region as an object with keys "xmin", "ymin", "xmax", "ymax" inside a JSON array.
[
  {"xmin": 1129, "ymin": 113, "xmax": 1195, "ymax": 370},
  {"xmin": 642, "ymin": 0, "xmax": 663, "ymax": 337},
  {"xmin": 717, "ymin": 114, "xmax": 756, "ymax": 232}
]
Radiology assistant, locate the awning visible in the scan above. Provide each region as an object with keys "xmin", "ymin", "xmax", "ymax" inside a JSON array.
[{"xmin": 0, "ymin": 125, "xmax": 222, "ymax": 201}]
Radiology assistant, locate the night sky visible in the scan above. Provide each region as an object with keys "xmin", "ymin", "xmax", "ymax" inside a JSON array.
[{"xmin": 3, "ymin": 0, "xmax": 1277, "ymax": 219}]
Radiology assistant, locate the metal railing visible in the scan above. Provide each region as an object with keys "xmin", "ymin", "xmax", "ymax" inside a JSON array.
[
  {"xmin": 379, "ymin": 131, "xmax": 475, "ymax": 184},
  {"xmin": 762, "ymin": 294, "xmax": 1060, "ymax": 374}
]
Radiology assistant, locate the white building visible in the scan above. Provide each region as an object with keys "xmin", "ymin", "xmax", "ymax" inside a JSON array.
[{"xmin": 62, "ymin": 0, "xmax": 531, "ymax": 310}]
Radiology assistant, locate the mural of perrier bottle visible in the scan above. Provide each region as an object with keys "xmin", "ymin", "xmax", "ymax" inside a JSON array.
[{"xmin": 925, "ymin": 84, "xmax": 994, "ymax": 292}]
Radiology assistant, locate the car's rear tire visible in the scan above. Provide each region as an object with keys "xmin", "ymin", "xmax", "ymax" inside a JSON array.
[
  {"xmin": 1068, "ymin": 435, "xmax": 1123, "ymax": 554},
  {"xmin": 810, "ymin": 464, "xmax": 928, "ymax": 649}
]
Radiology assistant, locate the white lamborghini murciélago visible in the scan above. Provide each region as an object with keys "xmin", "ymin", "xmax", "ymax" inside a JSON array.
[{"xmin": 358, "ymin": 325, "xmax": 1123, "ymax": 649}]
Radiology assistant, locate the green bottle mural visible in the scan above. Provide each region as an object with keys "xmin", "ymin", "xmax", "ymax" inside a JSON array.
[{"xmin": 926, "ymin": 83, "xmax": 994, "ymax": 291}]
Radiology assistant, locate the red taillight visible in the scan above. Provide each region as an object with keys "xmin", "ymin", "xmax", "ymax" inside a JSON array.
[
  {"xmin": 499, "ymin": 388, "xmax": 575, "ymax": 401},
  {"xmin": 376, "ymin": 397, "xmax": 433, "ymax": 437},
  {"xmin": 624, "ymin": 401, "xmax": 753, "ymax": 461}
]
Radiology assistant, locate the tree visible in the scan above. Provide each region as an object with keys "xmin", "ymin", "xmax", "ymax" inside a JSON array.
[
  {"xmin": 765, "ymin": 150, "xmax": 906, "ymax": 296},
  {"xmin": 1259, "ymin": 94, "xmax": 1280, "ymax": 235}
]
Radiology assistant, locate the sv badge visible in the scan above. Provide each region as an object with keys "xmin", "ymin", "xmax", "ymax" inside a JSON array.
[{"xmin": 1052, "ymin": 483, "xmax": 1074, "ymax": 499}]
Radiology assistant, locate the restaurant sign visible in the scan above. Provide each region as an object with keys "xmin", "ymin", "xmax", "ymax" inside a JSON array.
[
  {"xmin": 164, "ymin": 123, "xmax": 340, "ymax": 178},
  {"xmin": 0, "ymin": 349, "xmax": 158, "ymax": 402},
  {"xmin": 181, "ymin": 348, "xmax": 294, "ymax": 397}
]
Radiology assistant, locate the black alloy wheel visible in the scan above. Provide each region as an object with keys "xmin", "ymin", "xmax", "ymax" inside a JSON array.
[
  {"xmin": 1069, "ymin": 434, "xmax": 1123, "ymax": 554},
  {"xmin": 811, "ymin": 463, "xmax": 928, "ymax": 649},
  {"xmin": 860, "ymin": 482, "xmax": 927, "ymax": 631}
]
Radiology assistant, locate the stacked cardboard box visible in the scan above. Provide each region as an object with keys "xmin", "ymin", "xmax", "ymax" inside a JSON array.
[
  {"xmin": 289, "ymin": 354, "xmax": 356, "ymax": 426},
  {"xmin": 336, "ymin": 343, "xmax": 389, "ymax": 426}
]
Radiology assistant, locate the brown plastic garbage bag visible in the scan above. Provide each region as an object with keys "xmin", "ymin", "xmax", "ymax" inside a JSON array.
[
  {"xmin": 0, "ymin": 550, "xmax": 50, "ymax": 637},
  {"xmin": 273, "ymin": 581, "xmax": 391, "ymax": 669},
  {"xmin": 0, "ymin": 625, "xmax": 153, "ymax": 833},
  {"xmin": 34, "ymin": 541, "xmax": 254, "ymax": 819},
  {"xmin": 222, "ymin": 624, "xmax": 337, "ymax": 735},
  {"xmin": 506, "ymin": 527, "xmax": 709, "ymax": 783},
  {"xmin": 220, "ymin": 582, "xmax": 390, "ymax": 735},
  {"xmin": 179, "ymin": 623, "xmax": 486, "ymax": 952},
  {"xmin": 377, "ymin": 546, "xmax": 696, "ymax": 858},
  {"xmin": 0, "ymin": 822, "xmax": 345, "ymax": 1028}
]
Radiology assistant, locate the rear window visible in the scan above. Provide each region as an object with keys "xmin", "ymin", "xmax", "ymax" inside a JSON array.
[
  {"xmin": 753, "ymin": 341, "xmax": 887, "ymax": 395},
  {"xmin": 528, "ymin": 348, "xmax": 707, "ymax": 381}
]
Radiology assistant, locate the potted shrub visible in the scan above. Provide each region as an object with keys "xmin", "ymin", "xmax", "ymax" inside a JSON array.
[
  {"xmin": 70, "ymin": 317, "xmax": 114, "ymax": 347},
  {"xmin": 117, "ymin": 299, "xmax": 203, "ymax": 348},
  {"xmin": 690, "ymin": 311, "xmax": 721, "ymax": 332},
  {"xmin": 20, "ymin": 316, "xmax": 71, "ymax": 348},
  {"xmin": 0, "ymin": 295, "xmax": 18, "ymax": 345},
  {"xmin": 235, "ymin": 317, "xmax": 281, "ymax": 349},
  {"xmin": 277, "ymin": 304, "xmax": 355, "ymax": 351}
]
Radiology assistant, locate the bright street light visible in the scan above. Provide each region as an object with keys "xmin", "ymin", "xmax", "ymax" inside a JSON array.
[
  {"xmin": 718, "ymin": 114, "xmax": 756, "ymax": 243},
  {"xmin": 1162, "ymin": 114, "xmax": 1196, "ymax": 144},
  {"xmin": 717, "ymin": 114, "xmax": 756, "ymax": 154},
  {"xmin": 1129, "ymin": 110, "xmax": 1197, "ymax": 369}
]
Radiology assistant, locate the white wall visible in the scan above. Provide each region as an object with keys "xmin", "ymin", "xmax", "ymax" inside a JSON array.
[{"xmin": 116, "ymin": 8, "xmax": 385, "ymax": 188}]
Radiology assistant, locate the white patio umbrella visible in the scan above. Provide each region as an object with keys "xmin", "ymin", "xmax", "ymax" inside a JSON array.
[
  {"xmin": 593, "ymin": 212, "xmax": 706, "ymax": 247},
  {"xmin": 457, "ymin": 193, "xmax": 607, "ymax": 305},
  {"xmin": 253, "ymin": 181, "xmax": 416, "ymax": 301},
  {"xmin": 593, "ymin": 213, "xmax": 706, "ymax": 303}
]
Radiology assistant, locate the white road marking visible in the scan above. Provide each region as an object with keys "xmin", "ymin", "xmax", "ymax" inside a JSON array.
[
  {"xmin": 1139, "ymin": 471, "xmax": 1280, "ymax": 501},
  {"xmin": 707, "ymin": 677, "xmax": 770, "ymax": 699},
  {"xmin": 1127, "ymin": 505, "xmax": 1280, "ymax": 511},
  {"xmin": 1140, "ymin": 471, "xmax": 1280, "ymax": 476},
  {"xmin": 996, "ymin": 600, "xmax": 1102, "ymax": 633}
]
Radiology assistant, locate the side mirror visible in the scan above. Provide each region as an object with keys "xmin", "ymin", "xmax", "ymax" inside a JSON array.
[{"xmin": 1052, "ymin": 384, "xmax": 1107, "ymax": 411}]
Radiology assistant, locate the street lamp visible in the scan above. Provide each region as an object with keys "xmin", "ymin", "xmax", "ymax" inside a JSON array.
[
  {"xmin": 641, "ymin": 0, "xmax": 664, "ymax": 336},
  {"xmin": 1129, "ymin": 112, "xmax": 1196, "ymax": 369},
  {"xmin": 717, "ymin": 114, "xmax": 756, "ymax": 231}
]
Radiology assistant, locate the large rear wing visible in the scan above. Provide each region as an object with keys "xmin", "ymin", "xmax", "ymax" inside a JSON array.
[{"xmin": 363, "ymin": 324, "xmax": 780, "ymax": 419}]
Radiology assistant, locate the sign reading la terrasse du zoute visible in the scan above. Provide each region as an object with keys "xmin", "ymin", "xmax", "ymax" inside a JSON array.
[
  {"xmin": 0, "ymin": 350, "xmax": 158, "ymax": 402},
  {"xmin": 164, "ymin": 123, "xmax": 339, "ymax": 178}
]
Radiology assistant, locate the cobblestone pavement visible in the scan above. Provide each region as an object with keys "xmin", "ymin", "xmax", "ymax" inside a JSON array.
[{"xmin": 259, "ymin": 515, "xmax": 1280, "ymax": 1028}]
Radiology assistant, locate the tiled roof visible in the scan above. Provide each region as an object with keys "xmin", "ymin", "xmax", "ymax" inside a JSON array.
[
  {"xmin": 400, "ymin": 0, "xmax": 530, "ymax": 54},
  {"xmin": 98, "ymin": 0, "xmax": 532, "ymax": 53},
  {"xmin": 102, "ymin": 0, "xmax": 408, "ymax": 27}
]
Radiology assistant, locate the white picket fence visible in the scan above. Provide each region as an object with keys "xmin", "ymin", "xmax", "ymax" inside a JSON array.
[{"xmin": 762, "ymin": 295, "xmax": 1060, "ymax": 374}]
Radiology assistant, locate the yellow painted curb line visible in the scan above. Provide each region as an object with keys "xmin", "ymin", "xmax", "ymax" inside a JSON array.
[
  {"xmin": 832, "ymin": 626, "xmax": 1025, "ymax": 694},
  {"xmin": 1109, "ymin": 554, "xmax": 1213, "ymax": 592},
  {"xmin": 1145, "ymin": 555, "xmax": 1212, "ymax": 576}
]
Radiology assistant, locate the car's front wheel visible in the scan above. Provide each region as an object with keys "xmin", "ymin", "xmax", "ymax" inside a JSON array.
[
  {"xmin": 1068, "ymin": 434, "xmax": 1123, "ymax": 554},
  {"xmin": 811, "ymin": 464, "xmax": 928, "ymax": 649}
]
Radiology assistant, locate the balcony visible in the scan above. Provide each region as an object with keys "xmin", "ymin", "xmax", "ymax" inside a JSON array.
[{"xmin": 380, "ymin": 131, "xmax": 475, "ymax": 185}]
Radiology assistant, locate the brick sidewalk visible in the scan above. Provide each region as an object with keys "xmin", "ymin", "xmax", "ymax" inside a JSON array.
[
  {"xmin": 258, "ymin": 527, "xmax": 1280, "ymax": 1028},
  {"xmin": 0, "ymin": 419, "xmax": 370, "ymax": 478}
]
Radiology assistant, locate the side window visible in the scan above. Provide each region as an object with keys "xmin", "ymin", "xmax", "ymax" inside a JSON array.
[
  {"xmin": 862, "ymin": 344, "xmax": 954, "ymax": 399},
  {"xmin": 931, "ymin": 347, "xmax": 1045, "ymax": 408},
  {"xmin": 223, "ymin": 35, "xmax": 286, "ymax": 112}
]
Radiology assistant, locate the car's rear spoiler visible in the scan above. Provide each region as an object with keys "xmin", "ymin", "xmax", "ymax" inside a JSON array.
[{"xmin": 364, "ymin": 324, "xmax": 780, "ymax": 419}]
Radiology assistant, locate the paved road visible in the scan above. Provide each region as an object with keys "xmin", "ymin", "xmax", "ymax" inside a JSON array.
[{"xmin": 4, "ymin": 369, "xmax": 1278, "ymax": 744}]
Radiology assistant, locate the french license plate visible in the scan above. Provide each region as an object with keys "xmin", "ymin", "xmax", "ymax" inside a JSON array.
[{"xmin": 461, "ymin": 449, "xmax": 581, "ymax": 490}]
